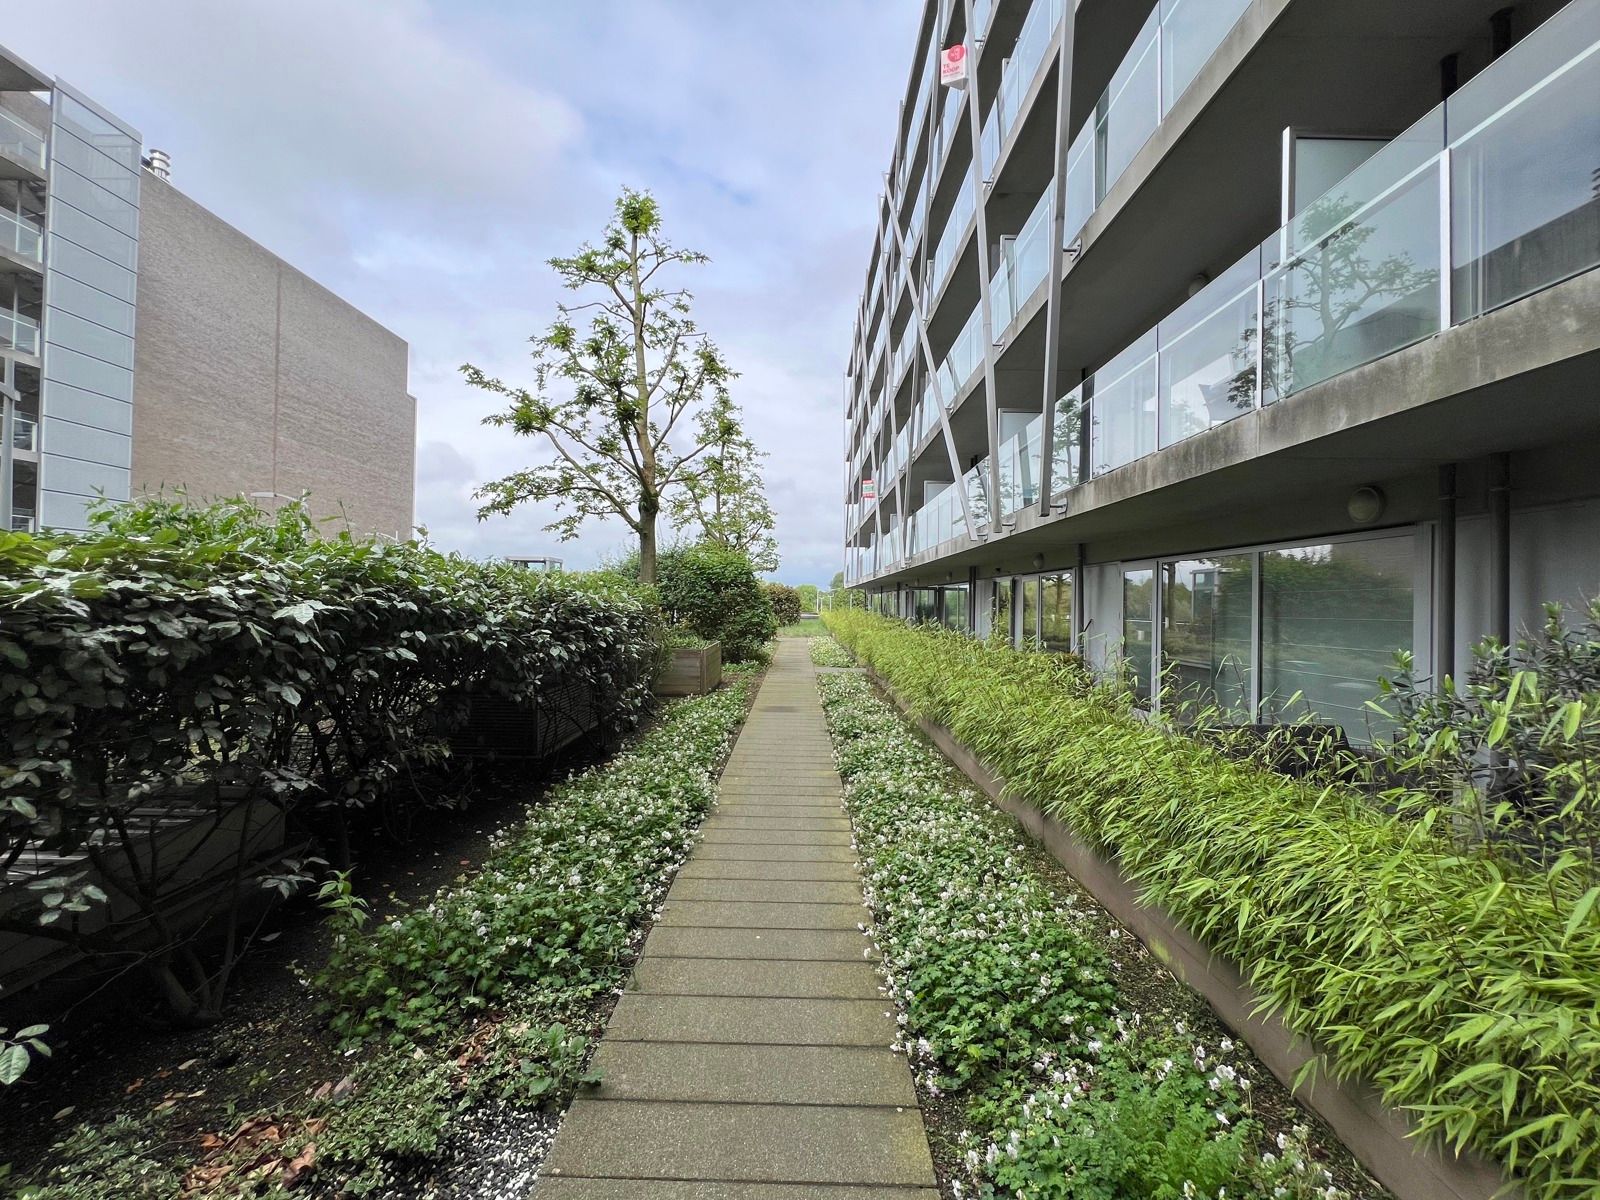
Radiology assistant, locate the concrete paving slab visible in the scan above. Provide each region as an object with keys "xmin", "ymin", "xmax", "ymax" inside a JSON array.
[
  {"xmin": 699, "ymin": 829, "xmax": 853, "ymax": 846},
  {"xmin": 676, "ymin": 859, "xmax": 862, "ymax": 882},
  {"xmin": 627, "ymin": 957, "xmax": 881, "ymax": 999},
  {"xmin": 538, "ymin": 1175, "xmax": 939, "ymax": 1200},
  {"xmin": 692, "ymin": 843, "xmax": 857, "ymax": 862},
  {"xmin": 658, "ymin": 900, "xmax": 867, "ymax": 930},
  {"xmin": 666, "ymin": 878, "xmax": 863, "ymax": 904},
  {"xmin": 542, "ymin": 1100, "xmax": 935, "ymax": 1187},
  {"xmin": 605, "ymin": 994, "xmax": 895, "ymax": 1046},
  {"xmin": 703, "ymin": 816, "xmax": 852, "ymax": 832},
  {"xmin": 642, "ymin": 925, "xmax": 876, "ymax": 965},
  {"xmin": 585, "ymin": 1041, "xmax": 914, "ymax": 1106}
]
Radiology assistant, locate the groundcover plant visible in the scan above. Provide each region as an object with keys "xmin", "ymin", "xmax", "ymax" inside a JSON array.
[
  {"xmin": 809, "ymin": 635, "xmax": 857, "ymax": 668},
  {"xmin": 818, "ymin": 670, "xmax": 1359, "ymax": 1200},
  {"xmin": 823, "ymin": 610, "xmax": 1600, "ymax": 1200}
]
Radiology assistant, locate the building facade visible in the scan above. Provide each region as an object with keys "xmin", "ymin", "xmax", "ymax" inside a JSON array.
[
  {"xmin": 844, "ymin": 0, "xmax": 1600, "ymax": 740},
  {"xmin": 0, "ymin": 43, "xmax": 414, "ymax": 541}
]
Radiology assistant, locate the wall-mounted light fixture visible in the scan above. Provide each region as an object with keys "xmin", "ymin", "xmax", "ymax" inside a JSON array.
[{"xmin": 1348, "ymin": 485, "xmax": 1386, "ymax": 524}]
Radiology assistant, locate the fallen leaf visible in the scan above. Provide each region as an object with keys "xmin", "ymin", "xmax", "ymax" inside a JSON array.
[{"xmin": 178, "ymin": 1058, "xmax": 200, "ymax": 1071}]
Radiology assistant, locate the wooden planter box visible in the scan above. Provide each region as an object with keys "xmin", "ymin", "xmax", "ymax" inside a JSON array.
[{"xmin": 656, "ymin": 643, "xmax": 722, "ymax": 696}]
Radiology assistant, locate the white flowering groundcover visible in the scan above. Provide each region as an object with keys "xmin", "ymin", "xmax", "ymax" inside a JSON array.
[
  {"xmin": 818, "ymin": 671, "xmax": 1377, "ymax": 1200},
  {"xmin": 810, "ymin": 635, "xmax": 858, "ymax": 668}
]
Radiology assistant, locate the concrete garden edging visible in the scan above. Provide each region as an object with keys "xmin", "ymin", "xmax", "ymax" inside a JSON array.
[{"xmin": 864, "ymin": 669, "xmax": 1517, "ymax": 1200}]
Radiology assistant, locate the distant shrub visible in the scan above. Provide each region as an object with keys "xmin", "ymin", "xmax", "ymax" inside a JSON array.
[
  {"xmin": 657, "ymin": 543, "xmax": 776, "ymax": 662},
  {"xmin": 764, "ymin": 582, "xmax": 803, "ymax": 627}
]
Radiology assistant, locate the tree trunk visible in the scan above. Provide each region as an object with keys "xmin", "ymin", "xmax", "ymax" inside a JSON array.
[{"xmin": 639, "ymin": 512, "xmax": 658, "ymax": 586}]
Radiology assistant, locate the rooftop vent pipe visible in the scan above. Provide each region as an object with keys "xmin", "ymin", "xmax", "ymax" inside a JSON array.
[{"xmin": 145, "ymin": 148, "xmax": 171, "ymax": 180}]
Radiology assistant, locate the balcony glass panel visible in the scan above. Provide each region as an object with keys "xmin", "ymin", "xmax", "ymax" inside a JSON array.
[
  {"xmin": 1161, "ymin": 554, "xmax": 1255, "ymax": 718},
  {"xmin": 995, "ymin": 0, "xmax": 1064, "ymax": 154},
  {"xmin": 0, "ymin": 209, "xmax": 43, "ymax": 263},
  {"xmin": 1049, "ymin": 384, "xmax": 1088, "ymax": 493},
  {"xmin": 1096, "ymin": 8, "xmax": 1159, "ymax": 201},
  {"xmin": 997, "ymin": 414, "xmax": 1042, "ymax": 515},
  {"xmin": 1159, "ymin": 0, "xmax": 1252, "ymax": 111},
  {"xmin": 0, "ymin": 109, "xmax": 45, "ymax": 171},
  {"xmin": 1157, "ymin": 257, "xmax": 1260, "ymax": 448},
  {"xmin": 1286, "ymin": 108, "xmax": 1442, "ymax": 253},
  {"xmin": 1266, "ymin": 162, "xmax": 1442, "ymax": 400},
  {"xmin": 0, "ymin": 308, "xmax": 40, "ymax": 355},
  {"xmin": 1063, "ymin": 124, "xmax": 1095, "ymax": 246},
  {"xmin": 1449, "ymin": 10, "xmax": 1600, "ymax": 320},
  {"xmin": 936, "ymin": 88, "xmax": 963, "ymax": 168},
  {"xmin": 1090, "ymin": 331, "xmax": 1157, "ymax": 474},
  {"xmin": 931, "ymin": 166, "xmax": 977, "ymax": 295},
  {"xmin": 979, "ymin": 107, "xmax": 1000, "ymax": 180}
]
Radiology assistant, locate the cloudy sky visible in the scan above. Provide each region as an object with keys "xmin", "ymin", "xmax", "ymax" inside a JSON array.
[{"xmin": 8, "ymin": 0, "xmax": 920, "ymax": 584}]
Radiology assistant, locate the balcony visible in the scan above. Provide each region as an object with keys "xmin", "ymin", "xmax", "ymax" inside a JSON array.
[
  {"xmin": 0, "ymin": 108, "xmax": 46, "ymax": 180},
  {"xmin": 979, "ymin": 0, "xmax": 1065, "ymax": 179},
  {"xmin": 0, "ymin": 307, "xmax": 40, "ymax": 355},
  {"xmin": 11, "ymin": 413, "xmax": 37, "ymax": 453},
  {"xmin": 0, "ymin": 208, "xmax": 43, "ymax": 267},
  {"xmin": 1061, "ymin": 0, "xmax": 1253, "ymax": 248}
]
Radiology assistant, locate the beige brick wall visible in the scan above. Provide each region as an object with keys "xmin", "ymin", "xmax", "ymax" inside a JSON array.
[{"xmin": 130, "ymin": 177, "xmax": 415, "ymax": 539}]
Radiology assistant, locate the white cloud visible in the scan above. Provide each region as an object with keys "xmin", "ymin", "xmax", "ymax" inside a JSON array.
[{"xmin": 7, "ymin": 0, "xmax": 920, "ymax": 584}]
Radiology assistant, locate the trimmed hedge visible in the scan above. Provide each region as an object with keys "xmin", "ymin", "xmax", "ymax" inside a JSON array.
[
  {"xmin": 1, "ymin": 497, "xmax": 661, "ymax": 1019},
  {"xmin": 824, "ymin": 610, "xmax": 1600, "ymax": 1200},
  {"xmin": 657, "ymin": 543, "xmax": 776, "ymax": 662}
]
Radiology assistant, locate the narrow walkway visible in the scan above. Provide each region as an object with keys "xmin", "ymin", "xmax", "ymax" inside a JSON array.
[{"xmin": 538, "ymin": 639, "xmax": 939, "ymax": 1199}]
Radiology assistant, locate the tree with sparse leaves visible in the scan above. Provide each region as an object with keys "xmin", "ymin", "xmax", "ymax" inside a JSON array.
[
  {"xmin": 669, "ymin": 404, "xmax": 779, "ymax": 572},
  {"xmin": 464, "ymin": 188, "xmax": 740, "ymax": 586}
]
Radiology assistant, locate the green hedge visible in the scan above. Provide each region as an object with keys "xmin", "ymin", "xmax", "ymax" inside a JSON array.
[
  {"xmin": 657, "ymin": 543, "xmax": 776, "ymax": 662},
  {"xmin": 824, "ymin": 610, "xmax": 1600, "ymax": 1200},
  {"xmin": 0, "ymin": 497, "xmax": 661, "ymax": 1020}
]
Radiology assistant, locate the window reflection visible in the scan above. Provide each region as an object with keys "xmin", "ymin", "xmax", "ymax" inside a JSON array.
[
  {"xmin": 1260, "ymin": 536, "xmax": 1414, "ymax": 740},
  {"xmin": 1123, "ymin": 568, "xmax": 1155, "ymax": 702},
  {"xmin": 1041, "ymin": 573, "xmax": 1074, "ymax": 653},
  {"xmin": 1160, "ymin": 555, "xmax": 1254, "ymax": 717}
]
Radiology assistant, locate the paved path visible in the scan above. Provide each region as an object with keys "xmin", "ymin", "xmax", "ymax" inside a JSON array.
[{"xmin": 537, "ymin": 639, "xmax": 939, "ymax": 1199}]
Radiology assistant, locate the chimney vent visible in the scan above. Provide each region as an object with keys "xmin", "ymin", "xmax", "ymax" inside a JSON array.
[{"xmin": 146, "ymin": 148, "xmax": 171, "ymax": 180}]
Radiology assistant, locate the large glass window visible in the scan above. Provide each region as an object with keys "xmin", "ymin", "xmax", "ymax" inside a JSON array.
[
  {"xmin": 992, "ymin": 578, "xmax": 1014, "ymax": 644},
  {"xmin": 1122, "ymin": 568, "xmax": 1155, "ymax": 702},
  {"xmin": 1041, "ymin": 573, "xmax": 1075, "ymax": 653},
  {"xmin": 1160, "ymin": 555, "xmax": 1254, "ymax": 717},
  {"xmin": 1260, "ymin": 535, "xmax": 1415, "ymax": 740},
  {"xmin": 1020, "ymin": 578, "xmax": 1041, "ymax": 644},
  {"xmin": 912, "ymin": 588, "xmax": 939, "ymax": 624},
  {"xmin": 941, "ymin": 585, "xmax": 970, "ymax": 632}
]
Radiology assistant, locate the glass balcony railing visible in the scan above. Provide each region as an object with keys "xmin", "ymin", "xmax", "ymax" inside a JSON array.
[
  {"xmin": 0, "ymin": 209, "xmax": 44, "ymax": 264},
  {"xmin": 930, "ymin": 166, "xmax": 978, "ymax": 296},
  {"xmin": 0, "ymin": 109, "xmax": 46, "ymax": 172},
  {"xmin": 1063, "ymin": 0, "xmax": 1251, "ymax": 247},
  {"xmin": 991, "ymin": 188, "xmax": 1053, "ymax": 334},
  {"xmin": 0, "ymin": 309, "xmax": 40, "ymax": 355},
  {"xmin": 12, "ymin": 414, "xmax": 37, "ymax": 452},
  {"xmin": 935, "ymin": 87, "xmax": 964, "ymax": 172},
  {"xmin": 870, "ymin": 1, "xmax": 1599, "ymax": 579},
  {"xmin": 978, "ymin": 0, "xmax": 1064, "ymax": 180}
]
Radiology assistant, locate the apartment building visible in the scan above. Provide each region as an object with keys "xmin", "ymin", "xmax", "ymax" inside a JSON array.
[
  {"xmin": 0, "ymin": 43, "xmax": 415, "ymax": 541},
  {"xmin": 843, "ymin": 0, "xmax": 1600, "ymax": 739}
]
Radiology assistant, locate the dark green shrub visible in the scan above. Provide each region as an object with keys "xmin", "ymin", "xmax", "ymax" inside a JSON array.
[
  {"xmin": 656, "ymin": 543, "xmax": 775, "ymax": 662},
  {"xmin": 764, "ymin": 582, "xmax": 802, "ymax": 627},
  {"xmin": 0, "ymin": 496, "xmax": 659, "ymax": 1023},
  {"xmin": 824, "ymin": 609, "xmax": 1600, "ymax": 1199}
]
